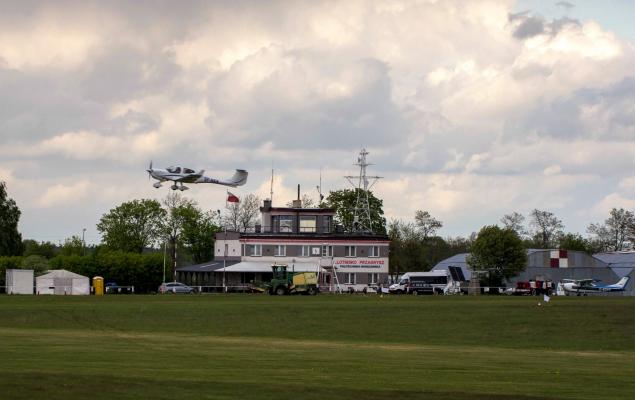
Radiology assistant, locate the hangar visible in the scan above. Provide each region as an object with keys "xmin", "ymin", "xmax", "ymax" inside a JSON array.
[{"xmin": 431, "ymin": 249, "xmax": 634, "ymax": 295}]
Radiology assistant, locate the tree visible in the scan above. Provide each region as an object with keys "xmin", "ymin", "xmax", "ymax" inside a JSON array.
[
  {"xmin": 181, "ymin": 210, "xmax": 220, "ymax": 263},
  {"xmin": 97, "ymin": 199, "xmax": 166, "ymax": 253},
  {"xmin": 23, "ymin": 240, "xmax": 57, "ymax": 259},
  {"xmin": 323, "ymin": 189, "xmax": 386, "ymax": 234},
  {"xmin": 0, "ymin": 181, "xmax": 23, "ymax": 256},
  {"xmin": 286, "ymin": 194, "xmax": 318, "ymax": 208},
  {"xmin": 558, "ymin": 233, "xmax": 592, "ymax": 253},
  {"xmin": 59, "ymin": 236, "xmax": 85, "ymax": 256},
  {"xmin": 500, "ymin": 212, "xmax": 527, "ymax": 237},
  {"xmin": 529, "ymin": 209, "xmax": 564, "ymax": 248},
  {"xmin": 414, "ymin": 210, "xmax": 442, "ymax": 239},
  {"xmin": 20, "ymin": 255, "xmax": 50, "ymax": 273},
  {"xmin": 222, "ymin": 193, "xmax": 261, "ymax": 232},
  {"xmin": 587, "ymin": 208, "xmax": 635, "ymax": 252},
  {"xmin": 162, "ymin": 193, "xmax": 197, "ymax": 269},
  {"xmin": 467, "ymin": 226, "xmax": 527, "ymax": 286}
]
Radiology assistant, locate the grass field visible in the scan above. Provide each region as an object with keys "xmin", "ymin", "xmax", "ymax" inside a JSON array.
[{"xmin": 0, "ymin": 295, "xmax": 633, "ymax": 399}]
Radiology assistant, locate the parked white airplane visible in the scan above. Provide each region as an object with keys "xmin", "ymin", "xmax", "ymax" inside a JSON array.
[
  {"xmin": 561, "ymin": 277, "xmax": 629, "ymax": 295},
  {"xmin": 146, "ymin": 162, "xmax": 248, "ymax": 191}
]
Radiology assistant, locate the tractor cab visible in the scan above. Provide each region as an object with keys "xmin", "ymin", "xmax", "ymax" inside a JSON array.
[{"xmin": 272, "ymin": 264, "xmax": 289, "ymax": 280}]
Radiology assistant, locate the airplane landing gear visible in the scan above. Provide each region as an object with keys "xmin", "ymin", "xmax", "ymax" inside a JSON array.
[
  {"xmin": 153, "ymin": 182, "xmax": 162, "ymax": 189},
  {"xmin": 171, "ymin": 184, "xmax": 179, "ymax": 190}
]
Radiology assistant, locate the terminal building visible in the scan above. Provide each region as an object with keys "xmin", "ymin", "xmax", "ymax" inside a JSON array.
[{"xmin": 176, "ymin": 199, "xmax": 390, "ymax": 292}]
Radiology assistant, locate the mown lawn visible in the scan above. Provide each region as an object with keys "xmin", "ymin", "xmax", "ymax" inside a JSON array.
[{"xmin": 0, "ymin": 295, "xmax": 633, "ymax": 399}]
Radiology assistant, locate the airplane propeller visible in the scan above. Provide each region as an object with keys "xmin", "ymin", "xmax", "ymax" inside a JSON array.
[{"xmin": 147, "ymin": 161, "xmax": 153, "ymax": 180}]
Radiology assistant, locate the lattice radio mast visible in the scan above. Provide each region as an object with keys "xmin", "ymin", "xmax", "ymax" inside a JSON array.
[{"xmin": 345, "ymin": 148, "xmax": 382, "ymax": 233}]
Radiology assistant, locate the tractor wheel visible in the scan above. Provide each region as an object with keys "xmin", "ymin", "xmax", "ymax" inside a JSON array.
[
  {"xmin": 307, "ymin": 286, "xmax": 317, "ymax": 296},
  {"xmin": 275, "ymin": 286, "xmax": 286, "ymax": 296}
]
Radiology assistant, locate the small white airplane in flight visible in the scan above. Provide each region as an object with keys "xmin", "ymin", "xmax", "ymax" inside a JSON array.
[
  {"xmin": 561, "ymin": 277, "xmax": 629, "ymax": 295},
  {"xmin": 146, "ymin": 162, "xmax": 248, "ymax": 191}
]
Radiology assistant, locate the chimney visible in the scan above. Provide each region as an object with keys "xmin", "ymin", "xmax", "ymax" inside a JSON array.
[
  {"xmin": 292, "ymin": 184, "xmax": 302, "ymax": 208},
  {"xmin": 263, "ymin": 199, "xmax": 272, "ymax": 210}
]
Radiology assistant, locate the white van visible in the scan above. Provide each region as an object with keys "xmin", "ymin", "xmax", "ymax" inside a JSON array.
[{"xmin": 389, "ymin": 271, "xmax": 454, "ymax": 295}]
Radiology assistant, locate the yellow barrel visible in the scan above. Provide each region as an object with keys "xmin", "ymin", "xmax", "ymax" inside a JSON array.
[{"xmin": 93, "ymin": 276, "xmax": 104, "ymax": 296}]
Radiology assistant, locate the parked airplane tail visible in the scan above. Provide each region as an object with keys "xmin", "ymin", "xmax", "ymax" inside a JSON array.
[{"xmin": 615, "ymin": 276, "xmax": 630, "ymax": 289}]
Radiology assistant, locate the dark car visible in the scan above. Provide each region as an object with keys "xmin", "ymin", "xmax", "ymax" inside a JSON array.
[{"xmin": 158, "ymin": 282, "xmax": 195, "ymax": 294}]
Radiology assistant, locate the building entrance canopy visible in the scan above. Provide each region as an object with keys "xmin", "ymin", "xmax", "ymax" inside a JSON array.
[{"xmin": 223, "ymin": 261, "xmax": 323, "ymax": 273}]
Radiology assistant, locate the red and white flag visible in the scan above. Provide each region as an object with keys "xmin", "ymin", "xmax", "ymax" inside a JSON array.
[{"xmin": 227, "ymin": 191, "xmax": 239, "ymax": 203}]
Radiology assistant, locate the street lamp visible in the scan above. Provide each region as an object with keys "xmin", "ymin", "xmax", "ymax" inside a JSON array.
[{"xmin": 82, "ymin": 228, "xmax": 86, "ymax": 256}]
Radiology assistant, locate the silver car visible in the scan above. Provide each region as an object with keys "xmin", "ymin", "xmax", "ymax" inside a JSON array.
[{"xmin": 159, "ymin": 282, "xmax": 195, "ymax": 294}]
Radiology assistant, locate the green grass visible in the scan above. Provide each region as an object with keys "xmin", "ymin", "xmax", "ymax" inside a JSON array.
[{"xmin": 0, "ymin": 295, "xmax": 633, "ymax": 399}]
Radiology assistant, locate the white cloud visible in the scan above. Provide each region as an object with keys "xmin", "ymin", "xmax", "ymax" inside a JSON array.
[{"xmin": 2, "ymin": 0, "xmax": 635, "ymax": 241}]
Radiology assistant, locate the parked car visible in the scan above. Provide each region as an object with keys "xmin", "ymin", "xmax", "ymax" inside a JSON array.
[
  {"xmin": 159, "ymin": 282, "xmax": 195, "ymax": 294},
  {"xmin": 105, "ymin": 282, "xmax": 133, "ymax": 294}
]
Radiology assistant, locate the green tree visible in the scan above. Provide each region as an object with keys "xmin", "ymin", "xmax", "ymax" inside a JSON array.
[
  {"xmin": 20, "ymin": 255, "xmax": 50, "ymax": 273},
  {"xmin": 558, "ymin": 233, "xmax": 592, "ymax": 253},
  {"xmin": 323, "ymin": 189, "xmax": 386, "ymax": 234},
  {"xmin": 181, "ymin": 209, "xmax": 220, "ymax": 264},
  {"xmin": 468, "ymin": 226, "xmax": 527, "ymax": 287},
  {"xmin": 0, "ymin": 181, "xmax": 23, "ymax": 256},
  {"xmin": 97, "ymin": 199, "xmax": 166, "ymax": 253},
  {"xmin": 23, "ymin": 240, "xmax": 58, "ymax": 258},
  {"xmin": 59, "ymin": 235, "xmax": 85, "ymax": 256}
]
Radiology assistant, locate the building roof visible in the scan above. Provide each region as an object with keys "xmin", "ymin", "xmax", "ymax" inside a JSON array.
[
  {"xmin": 176, "ymin": 260, "xmax": 240, "ymax": 273},
  {"xmin": 593, "ymin": 252, "xmax": 635, "ymax": 277},
  {"xmin": 223, "ymin": 261, "xmax": 322, "ymax": 273},
  {"xmin": 37, "ymin": 269, "xmax": 88, "ymax": 279}
]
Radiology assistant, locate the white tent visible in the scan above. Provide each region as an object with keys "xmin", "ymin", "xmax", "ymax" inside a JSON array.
[
  {"xmin": 36, "ymin": 269, "xmax": 90, "ymax": 295},
  {"xmin": 6, "ymin": 269, "xmax": 34, "ymax": 294}
]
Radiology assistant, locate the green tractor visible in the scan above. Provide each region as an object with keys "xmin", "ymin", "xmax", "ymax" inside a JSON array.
[{"xmin": 267, "ymin": 264, "xmax": 319, "ymax": 295}]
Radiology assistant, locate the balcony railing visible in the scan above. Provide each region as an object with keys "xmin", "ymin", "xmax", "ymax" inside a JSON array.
[{"xmin": 243, "ymin": 225, "xmax": 335, "ymax": 234}]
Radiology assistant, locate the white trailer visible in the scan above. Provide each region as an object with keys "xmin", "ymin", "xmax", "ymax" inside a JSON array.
[{"xmin": 6, "ymin": 269, "xmax": 34, "ymax": 294}]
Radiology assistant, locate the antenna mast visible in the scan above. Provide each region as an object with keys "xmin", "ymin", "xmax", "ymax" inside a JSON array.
[
  {"xmin": 344, "ymin": 148, "xmax": 382, "ymax": 233},
  {"xmin": 270, "ymin": 166, "xmax": 274, "ymax": 205}
]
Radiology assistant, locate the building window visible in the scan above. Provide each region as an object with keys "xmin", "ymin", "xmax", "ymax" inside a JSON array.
[
  {"xmin": 274, "ymin": 245, "xmax": 286, "ymax": 257},
  {"xmin": 345, "ymin": 246, "xmax": 356, "ymax": 257},
  {"xmin": 345, "ymin": 273, "xmax": 356, "ymax": 284},
  {"xmin": 246, "ymin": 244, "xmax": 262, "ymax": 256},
  {"xmin": 322, "ymin": 245, "xmax": 333, "ymax": 257},
  {"xmin": 274, "ymin": 215, "xmax": 294, "ymax": 233},
  {"xmin": 299, "ymin": 216, "xmax": 317, "ymax": 233},
  {"xmin": 369, "ymin": 246, "xmax": 379, "ymax": 257},
  {"xmin": 322, "ymin": 216, "xmax": 332, "ymax": 233},
  {"xmin": 301, "ymin": 245, "xmax": 311, "ymax": 257},
  {"xmin": 368, "ymin": 273, "xmax": 378, "ymax": 285}
]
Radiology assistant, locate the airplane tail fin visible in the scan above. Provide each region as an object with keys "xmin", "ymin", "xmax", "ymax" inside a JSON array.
[
  {"xmin": 616, "ymin": 276, "xmax": 629, "ymax": 288},
  {"xmin": 224, "ymin": 169, "xmax": 248, "ymax": 187}
]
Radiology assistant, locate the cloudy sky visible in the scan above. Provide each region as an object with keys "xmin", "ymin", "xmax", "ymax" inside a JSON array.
[{"xmin": 1, "ymin": 0, "xmax": 635, "ymax": 244}]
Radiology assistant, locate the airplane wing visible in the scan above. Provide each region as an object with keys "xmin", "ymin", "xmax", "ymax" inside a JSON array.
[{"xmin": 175, "ymin": 171, "xmax": 204, "ymax": 183}]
